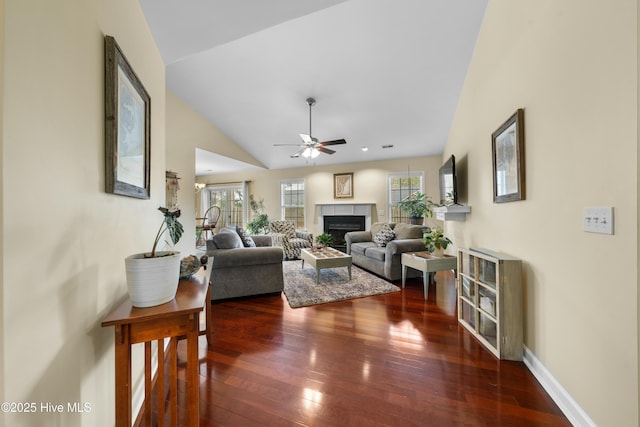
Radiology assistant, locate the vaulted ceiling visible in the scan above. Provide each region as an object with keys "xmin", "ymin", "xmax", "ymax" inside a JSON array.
[{"xmin": 139, "ymin": 0, "xmax": 488, "ymax": 174}]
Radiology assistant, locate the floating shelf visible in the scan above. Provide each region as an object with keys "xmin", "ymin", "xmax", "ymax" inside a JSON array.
[{"xmin": 433, "ymin": 205, "xmax": 471, "ymax": 221}]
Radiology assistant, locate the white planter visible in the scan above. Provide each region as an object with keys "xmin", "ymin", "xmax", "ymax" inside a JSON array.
[
  {"xmin": 430, "ymin": 247, "xmax": 445, "ymax": 258},
  {"xmin": 125, "ymin": 251, "xmax": 181, "ymax": 308}
]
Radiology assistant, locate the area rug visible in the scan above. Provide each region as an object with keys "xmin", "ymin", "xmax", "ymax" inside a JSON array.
[{"xmin": 282, "ymin": 260, "xmax": 400, "ymax": 308}]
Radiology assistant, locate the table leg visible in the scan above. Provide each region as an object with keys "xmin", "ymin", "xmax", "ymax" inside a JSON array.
[
  {"xmin": 157, "ymin": 340, "xmax": 165, "ymax": 427},
  {"xmin": 169, "ymin": 338, "xmax": 177, "ymax": 426},
  {"xmin": 205, "ymin": 285, "xmax": 214, "ymax": 346},
  {"xmin": 114, "ymin": 325, "xmax": 132, "ymax": 427},
  {"xmin": 316, "ymin": 267, "xmax": 320, "ymax": 284},
  {"xmin": 423, "ymin": 272, "xmax": 429, "ymax": 300},
  {"xmin": 186, "ymin": 314, "xmax": 199, "ymax": 426},
  {"xmin": 348, "ymin": 265, "xmax": 352, "ymax": 281},
  {"xmin": 144, "ymin": 342, "xmax": 152, "ymax": 426},
  {"xmin": 402, "ymin": 265, "xmax": 407, "ymax": 289}
]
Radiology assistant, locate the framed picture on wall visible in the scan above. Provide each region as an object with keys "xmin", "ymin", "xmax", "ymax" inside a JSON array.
[
  {"xmin": 104, "ymin": 35, "xmax": 151, "ymax": 199},
  {"xmin": 492, "ymin": 108, "xmax": 525, "ymax": 203},
  {"xmin": 334, "ymin": 173, "xmax": 353, "ymax": 199}
]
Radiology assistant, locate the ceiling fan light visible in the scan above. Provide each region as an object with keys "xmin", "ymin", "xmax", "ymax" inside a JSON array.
[
  {"xmin": 310, "ymin": 148, "xmax": 320, "ymax": 158},
  {"xmin": 302, "ymin": 147, "xmax": 312, "ymax": 158}
]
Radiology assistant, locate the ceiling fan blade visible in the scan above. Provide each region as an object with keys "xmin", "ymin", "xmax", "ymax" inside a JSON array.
[
  {"xmin": 274, "ymin": 143, "xmax": 303, "ymax": 147},
  {"xmin": 299, "ymin": 134, "xmax": 313, "ymax": 144},
  {"xmin": 290, "ymin": 147, "xmax": 306, "ymax": 158},
  {"xmin": 317, "ymin": 146, "xmax": 336, "ymax": 155},
  {"xmin": 319, "ymin": 139, "xmax": 347, "ymax": 146}
]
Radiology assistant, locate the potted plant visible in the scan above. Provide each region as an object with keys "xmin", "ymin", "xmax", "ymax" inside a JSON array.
[
  {"xmin": 398, "ymin": 192, "xmax": 436, "ymax": 225},
  {"xmin": 315, "ymin": 233, "xmax": 335, "ymax": 249},
  {"xmin": 423, "ymin": 227, "xmax": 452, "ymax": 257},
  {"xmin": 124, "ymin": 207, "xmax": 184, "ymax": 308},
  {"xmin": 246, "ymin": 194, "xmax": 270, "ymax": 235}
]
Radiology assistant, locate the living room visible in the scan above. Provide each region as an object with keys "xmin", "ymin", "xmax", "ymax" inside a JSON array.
[{"xmin": 1, "ymin": 1, "xmax": 638, "ymax": 427}]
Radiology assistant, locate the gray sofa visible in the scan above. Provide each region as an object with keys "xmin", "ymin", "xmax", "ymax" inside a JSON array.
[
  {"xmin": 206, "ymin": 229, "xmax": 284, "ymax": 301},
  {"xmin": 345, "ymin": 222, "xmax": 429, "ymax": 281}
]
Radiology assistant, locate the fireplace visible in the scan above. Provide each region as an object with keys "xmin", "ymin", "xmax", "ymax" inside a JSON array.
[{"xmin": 323, "ymin": 215, "xmax": 366, "ymax": 252}]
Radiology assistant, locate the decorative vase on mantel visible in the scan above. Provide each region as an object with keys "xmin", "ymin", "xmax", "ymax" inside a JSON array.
[{"xmin": 125, "ymin": 251, "xmax": 181, "ymax": 308}]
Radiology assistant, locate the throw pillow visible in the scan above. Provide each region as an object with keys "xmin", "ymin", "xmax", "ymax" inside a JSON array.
[
  {"xmin": 211, "ymin": 229, "xmax": 244, "ymax": 249},
  {"xmin": 236, "ymin": 226, "xmax": 256, "ymax": 247},
  {"xmin": 373, "ymin": 223, "xmax": 395, "ymax": 247},
  {"xmin": 370, "ymin": 222, "xmax": 395, "ymax": 237}
]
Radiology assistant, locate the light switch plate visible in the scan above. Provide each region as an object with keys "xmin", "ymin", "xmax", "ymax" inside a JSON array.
[{"xmin": 583, "ymin": 207, "xmax": 614, "ymax": 235}]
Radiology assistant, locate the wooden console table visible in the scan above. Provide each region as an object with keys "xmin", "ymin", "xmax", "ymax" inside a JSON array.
[
  {"xmin": 102, "ymin": 262, "xmax": 212, "ymax": 427},
  {"xmin": 401, "ymin": 252, "xmax": 457, "ymax": 300}
]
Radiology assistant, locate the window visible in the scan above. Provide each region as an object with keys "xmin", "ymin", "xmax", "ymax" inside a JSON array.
[
  {"xmin": 281, "ymin": 179, "xmax": 305, "ymax": 229},
  {"xmin": 388, "ymin": 172, "xmax": 424, "ymax": 223}
]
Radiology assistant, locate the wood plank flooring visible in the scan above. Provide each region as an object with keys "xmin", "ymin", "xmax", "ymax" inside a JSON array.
[{"xmin": 168, "ymin": 271, "xmax": 570, "ymax": 426}]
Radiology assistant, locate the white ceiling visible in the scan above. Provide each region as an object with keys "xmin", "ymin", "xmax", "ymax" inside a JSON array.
[{"xmin": 139, "ymin": 0, "xmax": 488, "ymax": 175}]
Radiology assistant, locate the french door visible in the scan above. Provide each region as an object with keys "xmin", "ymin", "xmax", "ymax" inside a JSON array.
[{"xmin": 203, "ymin": 184, "xmax": 246, "ymax": 229}]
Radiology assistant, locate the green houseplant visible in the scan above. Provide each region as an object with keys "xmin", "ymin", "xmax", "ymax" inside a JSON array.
[
  {"xmin": 423, "ymin": 227, "xmax": 452, "ymax": 257},
  {"xmin": 315, "ymin": 233, "xmax": 335, "ymax": 248},
  {"xmin": 246, "ymin": 194, "xmax": 270, "ymax": 235},
  {"xmin": 125, "ymin": 207, "xmax": 184, "ymax": 308},
  {"xmin": 398, "ymin": 192, "xmax": 436, "ymax": 224},
  {"xmin": 150, "ymin": 207, "xmax": 184, "ymax": 257}
]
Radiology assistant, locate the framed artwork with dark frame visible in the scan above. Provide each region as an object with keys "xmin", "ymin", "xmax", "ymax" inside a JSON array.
[
  {"xmin": 492, "ymin": 108, "xmax": 525, "ymax": 203},
  {"xmin": 333, "ymin": 173, "xmax": 353, "ymax": 199},
  {"xmin": 104, "ymin": 35, "xmax": 151, "ymax": 199}
]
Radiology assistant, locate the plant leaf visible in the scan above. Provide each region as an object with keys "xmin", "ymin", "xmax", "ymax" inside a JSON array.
[{"xmin": 165, "ymin": 214, "xmax": 184, "ymax": 245}]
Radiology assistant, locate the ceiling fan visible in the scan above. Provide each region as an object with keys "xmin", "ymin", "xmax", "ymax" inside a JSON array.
[{"xmin": 274, "ymin": 97, "xmax": 347, "ymax": 158}]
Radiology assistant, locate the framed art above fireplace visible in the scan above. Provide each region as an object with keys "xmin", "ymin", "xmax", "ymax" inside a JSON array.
[{"xmin": 334, "ymin": 173, "xmax": 353, "ymax": 199}]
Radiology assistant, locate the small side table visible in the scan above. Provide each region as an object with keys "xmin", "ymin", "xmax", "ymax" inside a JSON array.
[
  {"xmin": 401, "ymin": 252, "xmax": 457, "ymax": 300},
  {"xmin": 102, "ymin": 262, "xmax": 212, "ymax": 427}
]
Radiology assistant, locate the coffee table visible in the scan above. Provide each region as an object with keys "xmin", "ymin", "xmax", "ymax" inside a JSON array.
[
  {"xmin": 401, "ymin": 252, "xmax": 457, "ymax": 299},
  {"xmin": 300, "ymin": 247, "xmax": 352, "ymax": 284}
]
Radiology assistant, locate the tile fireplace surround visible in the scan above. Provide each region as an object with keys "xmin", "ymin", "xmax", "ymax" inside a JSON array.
[{"xmin": 315, "ymin": 203, "xmax": 375, "ymax": 234}]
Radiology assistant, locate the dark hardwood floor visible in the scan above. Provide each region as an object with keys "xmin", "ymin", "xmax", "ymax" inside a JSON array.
[{"xmin": 170, "ymin": 271, "xmax": 570, "ymax": 426}]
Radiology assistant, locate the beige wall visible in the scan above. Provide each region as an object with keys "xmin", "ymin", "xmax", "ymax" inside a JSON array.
[
  {"xmin": 166, "ymin": 90, "xmax": 264, "ymax": 254},
  {"xmin": 0, "ymin": 0, "xmax": 4, "ymax": 424},
  {"xmin": 2, "ymin": 1, "xmax": 636, "ymax": 426},
  {"xmin": 2, "ymin": 1, "xmax": 165, "ymax": 425},
  {"xmin": 446, "ymin": 0, "xmax": 638, "ymax": 425},
  {"xmin": 198, "ymin": 156, "xmax": 443, "ymax": 237}
]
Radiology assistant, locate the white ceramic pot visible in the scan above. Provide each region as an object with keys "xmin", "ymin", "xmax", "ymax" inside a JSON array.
[
  {"xmin": 125, "ymin": 251, "xmax": 181, "ymax": 308},
  {"xmin": 430, "ymin": 247, "xmax": 445, "ymax": 258}
]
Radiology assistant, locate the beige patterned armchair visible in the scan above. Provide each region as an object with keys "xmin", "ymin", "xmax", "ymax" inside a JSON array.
[{"xmin": 269, "ymin": 220, "xmax": 313, "ymax": 260}]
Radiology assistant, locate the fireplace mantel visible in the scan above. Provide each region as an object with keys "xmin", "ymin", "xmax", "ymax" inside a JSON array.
[{"xmin": 316, "ymin": 203, "xmax": 375, "ymax": 233}]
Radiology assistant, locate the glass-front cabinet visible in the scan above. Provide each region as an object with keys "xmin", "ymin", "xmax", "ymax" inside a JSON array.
[{"xmin": 457, "ymin": 248, "xmax": 523, "ymax": 360}]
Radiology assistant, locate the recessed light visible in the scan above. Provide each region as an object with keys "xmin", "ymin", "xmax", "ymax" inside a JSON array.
[{"xmin": 361, "ymin": 146, "xmax": 368, "ymax": 152}]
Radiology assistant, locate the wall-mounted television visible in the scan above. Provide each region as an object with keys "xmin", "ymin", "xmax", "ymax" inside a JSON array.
[{"xmin": 439, "ymin": 154, "xmax": 457, "ymax": 206}]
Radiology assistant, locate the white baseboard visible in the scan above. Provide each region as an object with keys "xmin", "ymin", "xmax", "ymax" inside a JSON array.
[{"xmin": 523, "ymin": 345, "xmax": 596, "ymax": 427}]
